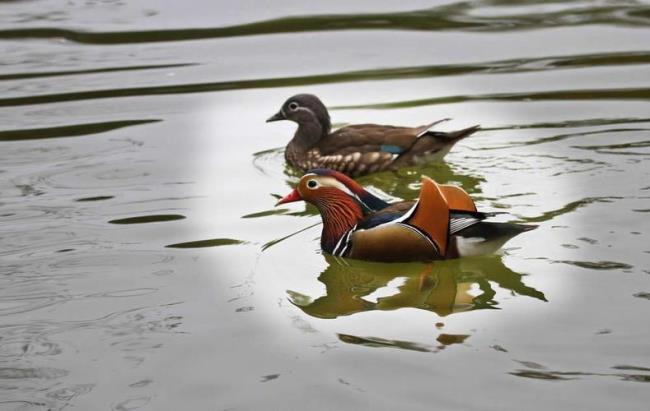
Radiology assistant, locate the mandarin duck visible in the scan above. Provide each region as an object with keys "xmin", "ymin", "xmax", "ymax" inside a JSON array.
[
  {"xmin": 276, "ymin": 169, "xmax": 536, "ymax": 262},
  {"xmin": 266, "ymin": 94, "xmax": 479, "ymax": 177}
]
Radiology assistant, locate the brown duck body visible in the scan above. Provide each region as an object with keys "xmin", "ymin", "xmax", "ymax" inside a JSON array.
[
  {"xmin": 344, "ymin": 214, "xmax": 535, "ymax": 263},
  {"xmin": 268, "ymin": 94, "xmax": 479, "ymax": 177},
  {"xmin": 285, "ymin": 122, "xmax": 479, "ymax": 177}
]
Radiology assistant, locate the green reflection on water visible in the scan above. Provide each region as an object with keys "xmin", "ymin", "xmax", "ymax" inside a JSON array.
[
  {"xmin": 283, "ymin": 155, "xmax": 484, "ymax": 198},
  {"xmin": 288, "ymin": 254, "xmax": 545, "ymax": 320},
  {"xmin": 355, "ymin": 161, "xmax": 485, "ymax": 198}
]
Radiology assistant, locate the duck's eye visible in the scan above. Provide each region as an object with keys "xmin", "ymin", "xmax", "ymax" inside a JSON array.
[
  {"xmin": 307, "ymin": 179, "xmax": 318, "ymax": 189},
  {"xmin": 288, "ymin": 102, "xmax": 299, "ymax": 111}
]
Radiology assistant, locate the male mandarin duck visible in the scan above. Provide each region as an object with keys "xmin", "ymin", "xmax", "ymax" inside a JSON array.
[
  {"xmin": 266, "ymin": 94, "xmax": 479, "ymax": 177},
  {"xmin": 276, "ymin": 169, "xmax": 536, "ymax": 262}
]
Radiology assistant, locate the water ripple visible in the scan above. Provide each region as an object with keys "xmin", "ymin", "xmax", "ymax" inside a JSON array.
[
  {"xmin": 2, "ymin": 52, "xmax": 650, "ymax": 107},
  {"xmin": 0, "ymin": 120, "xmax": 160, "ymax": 142},
  {"xmin": 0, "ymin": 367, "xmax": 68, "ymax": 380},
  {"xmin": 516, "ymin": 196, "xmax": 623, "ymax": 223},
  {"xmin": 334, "ymin": 87, "xmax": 650, "ymax": 110},
  {"xmin": 165, "ymin": 238, "xmax": 246, "ymax": 248},
  {"xmin": 108, "ymin": 214, "xmax": 186, "ymax": 225},
  {"xmin": 1, "ymin": 1, "xmax": 649, "ymax": 44},
  {"xmin": 0, "ymin": 63, "xmax": 195, "ymax": 81}
]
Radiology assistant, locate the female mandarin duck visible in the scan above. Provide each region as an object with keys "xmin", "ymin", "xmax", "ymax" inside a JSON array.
[
  {"xmin": 276, "ymin": 169, "xmax": 536, "ymax": 262},
  {"xmin": 267, "ymin": 94, "xmax": 479, "ymax": 177}
]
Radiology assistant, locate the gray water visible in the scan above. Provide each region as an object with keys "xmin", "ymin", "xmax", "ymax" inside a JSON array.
[{"xmin": 1, "ymin": 1, "xmax": 650, "ymax": 410}]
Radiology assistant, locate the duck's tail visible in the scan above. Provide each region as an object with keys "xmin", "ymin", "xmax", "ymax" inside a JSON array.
[
  {"xmin": 454, "ymin": 222, "xmax": 537, "ymax": 257},
  {"xmin": 392, "ymin": 124, "xmax": 481, "ymax": 168},
  {"xmin": 427, "ymin": 124, "xmax": 481, "ymax": 142}
]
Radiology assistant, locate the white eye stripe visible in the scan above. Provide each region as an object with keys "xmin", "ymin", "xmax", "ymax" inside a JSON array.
[
  {"xmin": 316, "ymin": 176, "xmax": 354, "ymax": 195},
  {"xmin": 301, "ymin": 175, "xmax": 374, "ymax": 210},
  {"xmin": 296, "ymin": 106, "xmax": 315, "ymax": 116}
]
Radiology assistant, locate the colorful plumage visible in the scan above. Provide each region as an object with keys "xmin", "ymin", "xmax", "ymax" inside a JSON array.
[
  {"xmin": 276, "ymin": 169, "xmax": 536, "ymax": 262},
  {"xmin": 267, "ymin": 94, "xmax": 479, "ymax": 177}
]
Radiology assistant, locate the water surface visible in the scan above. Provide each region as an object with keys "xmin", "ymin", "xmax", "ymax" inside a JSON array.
[{"xmin": 1, "ymin": 1, "xmax": 650, "ymax": 410}]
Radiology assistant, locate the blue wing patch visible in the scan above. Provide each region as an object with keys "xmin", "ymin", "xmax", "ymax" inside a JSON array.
[
  {"xmin": 380, "ymin": 144, "xmax": 404, "ymax": 154},
  {"xmin": 358, "ymin": 192, "xmax": 390, "ymax": 212}
]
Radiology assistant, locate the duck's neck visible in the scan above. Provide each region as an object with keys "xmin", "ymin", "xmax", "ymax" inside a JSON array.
[
  {"xmin": 314, "ymin": 191, "xmax": 364, "ymax": 253},
  {"xmin": 287, "ymin": 120, "xmax": 325, "ymax": 157}
]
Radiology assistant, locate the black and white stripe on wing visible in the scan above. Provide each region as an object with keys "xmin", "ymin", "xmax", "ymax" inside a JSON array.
[{"xmin": 449, "ymin": 214, "xmax": 482, "ymax": 235}]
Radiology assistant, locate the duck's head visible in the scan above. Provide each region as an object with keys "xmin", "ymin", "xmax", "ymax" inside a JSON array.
[
  {"xmin": 266, "ymin": 94, "xmax": 331, "ymax": 136},
  {"xmin": 276, "ymin": 168, "xmax": 389, "ymax": 212}
]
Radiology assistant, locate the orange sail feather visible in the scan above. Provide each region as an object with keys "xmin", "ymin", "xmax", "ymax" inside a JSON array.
[{"xmin": 405, "ymin": 177, "xmax": 451, "ymax": 255}]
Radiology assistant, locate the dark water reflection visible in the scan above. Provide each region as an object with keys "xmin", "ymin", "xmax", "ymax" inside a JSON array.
[{"xmin": 0, "ymin": 120, "xmax": 160, "ymax": 141}]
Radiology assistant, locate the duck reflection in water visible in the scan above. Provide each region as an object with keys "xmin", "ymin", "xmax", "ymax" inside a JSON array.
[{"xmin": 288, "ymin": 254, "xmax": 546, "ymax": 319}]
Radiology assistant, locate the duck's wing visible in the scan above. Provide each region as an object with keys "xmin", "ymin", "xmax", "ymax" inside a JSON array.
[
  {"xmin": 359, "ymin": 186, "xmax": 482, "ymax": 231},
  {"xmin": 341, "ymin": 180, "xmax": 480, "ymax": 261},
  {"xmin": 309, "ymin": 121, "xmax": 477, "ymax": 176},
  {"xmin": 321, "ymin": 120, "xmax": 456, "ymax": 155},
  {"xmin": 356, "ymin": 208, "xmax": 410, "ymax": 230},
  {"xmin": 358, "ymin": 204, "xmax": 483, "ymax": 234},
  {"xmin": 320, "ymin": 125, "xmax": 417, "ymax": 154},
  {"xmin": 398, "ymin": 176, "xmax": 452, "ymax": 255},
  {"xmin": 449, "ymin": 212, "xmax": 484, "ymax": 235},
  {"xmin": 392, "ymin": 177, "xmax": 481, "ymax": 254},
  {"xmin": 311, "ymin": 123, "xmax": 447, "ymax": 176}
]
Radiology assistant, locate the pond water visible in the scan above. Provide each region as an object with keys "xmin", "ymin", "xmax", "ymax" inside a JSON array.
[{"xmin": 1, "ymin": 0, "xmax": 650, "ymax": 409}]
